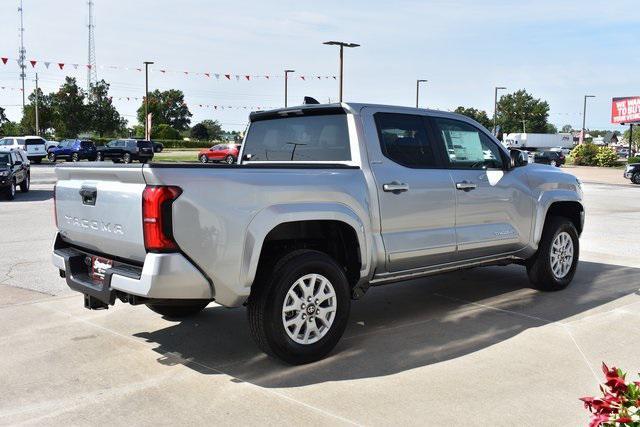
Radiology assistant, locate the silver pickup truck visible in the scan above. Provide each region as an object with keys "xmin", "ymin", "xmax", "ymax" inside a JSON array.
[{"xmin": 52, "ymin": 103, "xmax": 584, "ymax": 364}]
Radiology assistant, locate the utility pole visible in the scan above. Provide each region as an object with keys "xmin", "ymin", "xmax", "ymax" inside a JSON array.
[
  {"xmin": 284, "ymin": 69, "xmax": 295, "ymax": 107},
  {"xmin": 493, "ymin": 86, "xmax": 506, "ymax": 135},
  {"xmin": 18, "ymin": 0, "xmax": 26, "ymax": 109},
  {"xmin": 87, "ymin": 0, "xmax": 98, "ymax": 94},
  {"xmin": 581, "ymin": 95, "xmax": 595, "ymax": 144},
  {"xmin": 323, "ymin": 41, "xmax": 360, "ymax": 102},
  {"xmin": 416, "ymin": 79, "xmax": 427, "ymax": 108},
  {"xmin": 143, "ymin": 61, "xmax": 154, "ymax": 140},
  {"xmin": 522, "ymin": 119, "xmax": 526, "ymax": 133},
  {"xmin": 34, "ymin": 73, "xmax": 39, "ymax": 135}
]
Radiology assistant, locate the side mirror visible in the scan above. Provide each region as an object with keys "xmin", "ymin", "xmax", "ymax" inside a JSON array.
[{"xmin": 509, "ymin": 149, "xmax": 528, "ymax": 168}]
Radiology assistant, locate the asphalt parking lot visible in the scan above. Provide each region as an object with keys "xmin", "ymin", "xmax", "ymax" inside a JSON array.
[{"xmin": 1, "ymin": 165, "xmax": 638, "ymax": 426}]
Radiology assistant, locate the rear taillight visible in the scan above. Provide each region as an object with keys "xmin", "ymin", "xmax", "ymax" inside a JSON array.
[
  {"xmin": 142, "ymin": 185, "xmax": 182, "ymax": 252},
  {"xmin": 53, "ymin": 184, "xmax": 58, "ymax": 228}
]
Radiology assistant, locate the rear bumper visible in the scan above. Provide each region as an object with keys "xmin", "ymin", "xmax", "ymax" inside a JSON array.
[{"xmin": 52, "ymin": 236, "xmax": 212, "ymax": 306}]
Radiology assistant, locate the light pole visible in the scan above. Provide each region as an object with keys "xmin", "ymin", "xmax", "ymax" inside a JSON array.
[
  {"xmin": 581, "ymin": 95, "xmax": 595, "ymax": 144},
  {"xmin": 416, "ymin": 79, "xmax": 427, "ymax": 108},
  {"xmin": 493, "ymin": 86, "xmax": 506, "ymax": 135},
  {"xmin": 284, "ymin": 69, "xmax": 295, "ymax": 107},
  {"xmin": 143, "ymin": 61, "xmax": 154, "ymax": 140},
  {"xmin": 323, "ymin": 41, "xmax": 360, "ymax": 102},
  {"xmin": 34, "ymin": 73, "xmax": 39, "ymax": 136}
]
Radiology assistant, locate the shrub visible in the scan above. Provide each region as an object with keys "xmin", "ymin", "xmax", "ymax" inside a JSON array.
[
  {"xmin": 570, "ymin": 142, "xmax": 599, "ymax": 166},
  {"xmin": 595, "ymin": 147, "xmax": 620, "ymax": 167},
  {"xmin": 628, "ymin": 156, "xmax": 640, "ymax": 164},
  {"xmin": 580, "ymin": 363, "xmax": 640, "ymax": 426},
  {"xmin": 155, "ymin": 124, "xmax": 181, "ymax": 140}
]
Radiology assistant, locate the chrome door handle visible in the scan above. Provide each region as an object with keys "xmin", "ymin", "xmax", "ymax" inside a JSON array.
[
  {"xmin": 383, "ymin": 182, "xmax": 409, "ymax": 193},
  {"xmin": 455, "ymin": 181, "xmax": 477, "ymax": 191}
]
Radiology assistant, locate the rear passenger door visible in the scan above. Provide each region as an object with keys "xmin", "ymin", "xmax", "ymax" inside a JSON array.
[
  {"xmin": 363, "ymin": 109, "xmax": 457, "ymax": 272},
  {"xmin": 431, "ymin": 117, "xmax": 533, "ymax": 260}
]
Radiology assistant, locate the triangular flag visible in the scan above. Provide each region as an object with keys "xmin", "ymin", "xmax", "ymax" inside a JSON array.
[
  {"xmin": 245, "ymin": 75, "xmax": 250, "ymax": 80},
  {"xmin": 160, "ymin": 69, "xmax": 166, "ymax": 73},
  {"xmin": 332, "ymin": 76, "xmax": 336, "ymax": 80},
  {"xmin": 86, "ymin": 64, "xmax": 92, "ymax": 69},
  {"xmin": 136, "ymin": 68, "xmax": 141, "ymax": 72},
  {"xmin": 214, "ymin": 73, "xmax": 220, "ymax": 79},
  {"xmin": 184, "ymin": 71, "xmax": 189, "ymax": 75},
  {"xmin": 317, "ymin": 76, "xmax": 321, "ymax": 80},
  {"xmin": 265, "ymin": 75, "xmax": 269, "ymax": 79},
  {"xmin": 225, "ymin": 74, "xmax": 230, "ymax": 80},
  {"xmin": 126, "ymin": 97, "xmax": 130, "ymax": 101},
  {"xmin": 214, "ymin": 106, "xmax": 217, "ymax": 110},
  {"xmin": 204, "ymin": 73, "xmax": 210, "ymax": 78},
  {"xmin": 73, "ymin": 64, "xmax": 79, "ymax": 69},
  {"xmin": 29, "ymin": 60, "xmax": 37, "ymax": 68},
  {"xmin": 1, "ymin": 57, "xmax": 7, "ymax": 65},
  {"xmin": 235, "ymin": 75, "xmax": 240, "ymax": 81},
  {"xmin": 44, "ymin": 62, "xmax": 50, "ymax": 69},
  {"xmin": 58, "ymin": 63, "xmax": 64, "ymax": 70},
  {"xmin": 300, "ymin": 76, "xmax": 306, "ymax": 80}
]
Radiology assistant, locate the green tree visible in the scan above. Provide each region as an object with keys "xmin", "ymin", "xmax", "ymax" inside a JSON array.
[
  {"xmin": 154, "ymin": 123, "xmax": 181, "ymax": 140},
  {"xmin": 496, "ymin": 89, "xmax": 550, "ymax": 134},
  {"xmin": 561, "ymin": 124, "xmax": 573, "ymax": 133},
  {"xmin": 545, "ymin": 123, "xmax": 558, "ymax": 134},
  {"xmin": 51, "ymin": 77, "xmax": 88, "ymax": 138},
  {"xmin": 200, "ymin": 119, "xmax": 223, "ymax": 140},
  {"xmin": 623, "ymin": 128, "xmax": 640, "ymax": 151},
  {"xmin": 453, "ymin": 106, "xmax": 492, "ymax": 130},
  {"xmin": 87, "ymin": 80, "xmax": 126, "ymax": 137},
  {"xmin": 0, "ymin": 121, "xmax": 21, "ymax": 136},
  {"xmin": 190, "ymin": 123, "xmax": 209, "ymax": 140},
  {"xmin": 137, "ymin": 89, "xmax": 192, "ymax": 132},
  {"xmin": 20, "ymin": 88, "xmax": 55, "ymax": 135}
]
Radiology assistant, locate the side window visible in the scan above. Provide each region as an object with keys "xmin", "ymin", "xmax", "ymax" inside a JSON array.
[
  {"xmin": 10, "ymin": 152, "xmax": 18, "ymax": 164},
  {"xmin": 374, "ymin": 113, "xmax": 438, "ymax": 168},
  {"xmin": 433, "ymin": 118, "xmax": 504, "ymax": 169}
]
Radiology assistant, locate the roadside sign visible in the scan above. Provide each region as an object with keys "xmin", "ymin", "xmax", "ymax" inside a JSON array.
[{"xmin": 611, "ymin": 96, "xmax": 640, "ymax": 124}]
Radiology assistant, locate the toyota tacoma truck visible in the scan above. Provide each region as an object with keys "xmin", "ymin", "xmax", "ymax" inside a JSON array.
[{"xmin": 52, "ymin": 103, "xmax": 584, "ymax": 364}]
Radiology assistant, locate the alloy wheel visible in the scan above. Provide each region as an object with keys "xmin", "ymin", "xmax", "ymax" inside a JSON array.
[{"xmin": 550, "ymin": 231, "xmax": 573, "ymax": 279}]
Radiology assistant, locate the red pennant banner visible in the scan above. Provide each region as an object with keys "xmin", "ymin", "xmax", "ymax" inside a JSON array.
[
  {"xmin": 160, "ymin": 70, "xmax": 166, "ymax": 73},
  {"xmin": 58, "ymin": 63, "xmax": 64, "ymax": 70},
  {"xmin": 204, "ymin": 73, "xmax": 210, "ymax": 78},
  {"xmin": 1, "ymin": 57, "xmax": 8, "ymax": 64},
  {"xmin": 245, "ymin": 75, "xmax": 250, "ymax": 80},
  {"xmin": 225, "ymin": 74, "xmax": 230, "ymax": 80},
  {"xmin": 300, "ymin": 76, "xmax": 306, "ymax": 80},
  {"xmin": 29, "ymin": 60, "xmax": 37, "ymax": 68},
  {"xmin": 86, "ymin": 64, "xmax": 92, "ymax": 69}
]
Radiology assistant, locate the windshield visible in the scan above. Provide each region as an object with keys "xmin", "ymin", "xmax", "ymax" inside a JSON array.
[
  {"xmin": 0, "ymin": 138, "xmax": 14, "ymax": 146},
  {"xmin": 0, "ymin": 153, "xmax": 10, "ymax": 165},
  {"xmin": 243, "ymin": 114, "xmax": 350, "ymax": 162}
]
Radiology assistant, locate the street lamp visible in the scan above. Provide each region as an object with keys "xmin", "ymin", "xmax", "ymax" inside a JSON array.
[
  {"xmin": 143, "ymin": 61, "xmax": 154, "ymax": 140},
  {"xmin": 493, "ymin": 86, "xmax": 506, "ymax": 135},
  {"xmin": 581, "ymin": 95, "xmax": 596, "ymax": 143},
  {"xmin": 323, "ymin": 41, "xmax": 360, "ymax": 102},
  {"xmin": 416, "ymin": 79, "xmax": 427, "ymax": 108},
  {"xmin": 284, "ymin": 69, "xmax": 295, "ymax": 107}
]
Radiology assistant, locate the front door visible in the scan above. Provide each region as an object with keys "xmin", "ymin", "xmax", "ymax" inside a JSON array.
[
  {"xmin": 431, "ymin": 117, "xmax": 533, "ymax": 260},
  {"xmin": 363, "ymin": 109, "xmax": 456, "ymax": 272}
]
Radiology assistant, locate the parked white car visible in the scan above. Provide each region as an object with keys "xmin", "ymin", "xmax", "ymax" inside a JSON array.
[{"xmin": 0, "ymin": 136, "xmax": 47, "ymax": 163}]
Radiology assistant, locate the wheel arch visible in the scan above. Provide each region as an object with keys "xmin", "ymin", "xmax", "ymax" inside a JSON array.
[{"xmin": 533, "ymin": 196, "xmax": 584, "ymax": 248}]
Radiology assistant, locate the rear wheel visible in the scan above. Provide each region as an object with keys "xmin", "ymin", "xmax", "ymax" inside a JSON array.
[
  {"xmin": 632, "ymin": 172, "xmax": 640, "ymax": 185},
  {"xmin": 247, "ymin": 249, "xmax": 351, "ymax": 365},
  {"xmin": 123, "ymin": 153, "xmax": 132, "ymax": 164},
  {"xmin": 199, "ymin": 154, "xmax": 208, "ymax": 163},
  {"xmin": 71, "ymin": 153, "xmax": 79, "ymax": 162},
  {"xmin": 527, "ymin": 217, "xmax": 579, "ymax": 291},
  {"xmin": 48, "ymin": 152, "xmax": 56, "ymax": 163},
  {"xmin": 146, "ymin": 301, "xmax": 209, "ymax": 318},
  {"xmin": 19, "ymin": 174, "xmax": 29, "ymax": 193}
]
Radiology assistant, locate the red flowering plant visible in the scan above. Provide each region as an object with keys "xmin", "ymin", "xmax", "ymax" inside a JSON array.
[{"xmin": 580, "ymin": 363, "xmax": 640, "ymax": 426}]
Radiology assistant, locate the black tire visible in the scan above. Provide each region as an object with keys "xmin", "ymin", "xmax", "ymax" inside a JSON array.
[
  {"xmin": 96, "ymin": 152, "xmax": 103, "ymax": 161},
  {"xmin": 247, "ymin": 249, "xmax": 351, "ymax": 365},
  {"xmin": 527, "ymin": 217, "xmax": 579, "ymax": 291},
  {"xmin": 199, "ymin": 154, "xmax": 208, "ymax": 163},
  {"xmin": 225, "ymin": 155, "xmax": 235, "ymax": 164},
  {"xmin": 6, "ymin": 180, "xmax": 16, "ymax": 200},
  {"xmin": 48, "ymin": 153, "xmax": 56, "ymax": 163},
  {"xmin": 123, "ymin": 153, "xmax": 132, "ymax": 164},
  {"xmin": 632, "ymin": 172, "xmax": 640, "ymax": 185},
  {"xmin": 71, "ymin": 153, "xmax": 79, "ymax": 162},
  {"xmin": 146, "ymin": 301, "xmax": 209, "ymax": 318},
  {"xmin": 20, "ymin": 174, "xmax": 29, "ymax": 193}
]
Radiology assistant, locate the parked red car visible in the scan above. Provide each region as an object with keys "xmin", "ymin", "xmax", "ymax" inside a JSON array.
[{"xmin": 198, "ymin": 143, "xmax": 241, "ymax": 164}]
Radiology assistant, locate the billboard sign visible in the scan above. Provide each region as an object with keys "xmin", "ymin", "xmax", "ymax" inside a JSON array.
[{"xmin": 611, "ymin": 96, "xmax": 640, "ymax": 124}]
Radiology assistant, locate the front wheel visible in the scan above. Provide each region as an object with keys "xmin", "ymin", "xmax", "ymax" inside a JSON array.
[
  {"xmin": 5, "ymin": 181, "xmax": 16, "ymax": 200},
  {"xmin": 199, "ymin": 154, "xmax": 208, "ymax": 163},
  {"xmin": 96, "ymin": 152, "xmax": 103, "ymax": 161},
  {"xmin": 632, "ymin": 172, "xmax": 640, "ymax": 185},
  {"xmin": 225, "ymin": 155, "xmax": 235, "ymax": 164},
  {"xmin": 550, "ymin": 160, "xmax": 557, "ymax": 167},
  {"xmin": 146, "ymin": 301, "xmax": 209, "ymax": 318},
  {"xmin": 48, "ymin": 153, "xmax": 56, "ymax": 163},
  {"xmin": 527, "ymin": 217, "xmax": 579, "ymax": 291},
  {"xmin": 247, "ymin": 249, "xmax": 351, "ymax": 365}
]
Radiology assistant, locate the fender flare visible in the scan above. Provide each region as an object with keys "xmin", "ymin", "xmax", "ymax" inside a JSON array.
[
  {"xmin": 532, "ymin": 190, "xmax": 584, "ymax": 248},
  {"xmin": 239, "ymin": 203, "xmax": 371, "ymax": 291}
]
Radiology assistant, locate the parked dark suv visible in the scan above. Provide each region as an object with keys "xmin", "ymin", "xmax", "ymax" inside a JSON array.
[
  {"xmin": 97, "ymin": 139, "xmax": 154, "ymax": 163},
  {"xmin": 533, "ymin": 150, "xmax": 565, "ymax": 167},
  {"xmin": 623, "ymin": 162, "xmax": 640, "ymax": 184},
  {"xmin": 48, "ymin": 139, "xmax": 97, "ymax": 162},
  {"xmin": 0, "ymin": 149, "xmax": 30, "ymax": 200}
]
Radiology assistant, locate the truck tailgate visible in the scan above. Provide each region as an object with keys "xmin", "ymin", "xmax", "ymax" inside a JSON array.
[{"xmin": 55, "ymin": 164, "xmax": 148, "ymax": 263}]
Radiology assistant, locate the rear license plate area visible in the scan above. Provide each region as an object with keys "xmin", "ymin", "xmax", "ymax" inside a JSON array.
[{"xmin": 89, "ymin": 256, "xmax": 113, "ymax": 286}]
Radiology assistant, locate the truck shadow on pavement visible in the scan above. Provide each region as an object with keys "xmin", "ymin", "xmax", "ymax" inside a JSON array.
[
  {"xmin": 134, "ymin": 260, "xmax": 639, "ymax": 388},
  {"xmin": 3, "ymin": 189, "xmax": 52, "ymax": 202}
]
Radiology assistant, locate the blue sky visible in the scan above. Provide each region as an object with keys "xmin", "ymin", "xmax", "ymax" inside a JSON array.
[{"xmin": 0, "ymin": 0, "xmax": 638, "ymax": 131}]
